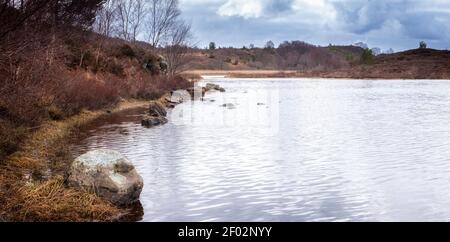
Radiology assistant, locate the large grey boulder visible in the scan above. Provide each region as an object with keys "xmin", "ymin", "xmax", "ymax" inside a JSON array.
[{"xmin": 68, "ymin": 149, "xmax": 143, "ymax": 205}]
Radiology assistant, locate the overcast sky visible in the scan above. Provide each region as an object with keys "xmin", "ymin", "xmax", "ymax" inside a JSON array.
[{"xmin": 179, "ymin": 0, "xmax": 450, "ymax": 51}]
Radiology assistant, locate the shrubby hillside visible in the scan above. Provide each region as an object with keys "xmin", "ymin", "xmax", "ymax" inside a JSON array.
[
  {"xmin": 186, "ymin": 41, "xmax": 365, "ymax": 71},
  {"xmin": 187, "ymin": 41, "xmax": 450, "ymax": 79},
  {"xmin": 0, "ymin": 0, "xmax": 192, "ymax": 162}
]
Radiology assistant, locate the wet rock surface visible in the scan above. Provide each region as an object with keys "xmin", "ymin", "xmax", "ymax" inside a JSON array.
[
  {"xmin": 205, "ymin": 83, "xmax": 226, "ymax": 92},
  {"xmin": 141, "ymin": 115, "xmax": 168, "ymax": 127},
  {"xmin": 142, "ymin": 101, "xmax": 169, "ymax": 128},
  {"xmin": 148, "ymin": 101, "xmax": 167, "ymax": 117}
]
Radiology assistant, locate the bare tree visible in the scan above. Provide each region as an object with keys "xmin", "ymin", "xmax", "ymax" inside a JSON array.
[
  {"xmin": 147, "ymin": 0, "xmax": 180, "ymax": 48},
  {"xmin": 163, "ymin": 20, "xmax": 192, "ymax": 75},
  {"xmin": 116, "ymin": 0, "xmax": 145, "ymax": 41},
  {"xmin": 95, "ymin": 0, "xmax": 117, "ymax": 37}
]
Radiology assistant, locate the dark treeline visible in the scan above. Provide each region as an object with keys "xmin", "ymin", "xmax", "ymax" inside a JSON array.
[
  {"xmin": 0, "ymin": 0, "xmax": 102, "ymax": 39},
  {"xmin": 277, "ymin": 41, "xmax": 347, "ymax": 70}
]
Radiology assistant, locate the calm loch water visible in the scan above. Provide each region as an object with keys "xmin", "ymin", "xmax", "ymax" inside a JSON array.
[{"xmin": 71, "ymin": 78, "xmax": 450, "ymax": 222}]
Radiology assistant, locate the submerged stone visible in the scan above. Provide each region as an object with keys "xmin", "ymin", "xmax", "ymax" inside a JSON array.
[{"xmin": 220, "ymin": 103, "xmax": 236, "ymax": 109}]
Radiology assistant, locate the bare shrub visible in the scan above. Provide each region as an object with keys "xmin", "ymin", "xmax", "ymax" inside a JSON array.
[
  {"xmin": 133, "ymin": 74, "xmax": 192, "ymax": 99},
  {"xmin": 55, "ymin": 72, "xmax": 120, "ymax": 115},
  {"xmin": 163, "ymin": 25, "xmax": 192, "ymax": 74}
]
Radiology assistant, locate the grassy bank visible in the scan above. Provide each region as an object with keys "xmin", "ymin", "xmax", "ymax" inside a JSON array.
[{"xmin": 0, "ymin": 99, "xmax": 151, "ymax": 221}]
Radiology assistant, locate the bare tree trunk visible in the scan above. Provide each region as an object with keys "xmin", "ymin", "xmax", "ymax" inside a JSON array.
[
  {"xmin": 163, "ymin": 20, "xmax": 192, "ymax": 75},
  {"xmin": 147, "ymin": 0, "xmax": 180, "ymax": 48},
  {"xmin": 116, "ymin": 0, "xmax": 145, "ymax": 42}
]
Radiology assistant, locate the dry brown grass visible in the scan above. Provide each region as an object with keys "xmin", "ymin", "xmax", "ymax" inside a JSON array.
[
  {"xmin": 0, "ymin": 100, "xmax": 148, "ymax": 222},
  {"xmin": 2, "ymin": 176, "xmax": 120, "ymax": 222}
]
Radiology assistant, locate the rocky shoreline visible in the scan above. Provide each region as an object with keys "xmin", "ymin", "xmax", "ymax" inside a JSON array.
[
  {"xmin": 0, "ymin": 81, "xmax": 226, "ymax": 221},
  {"xmin": 142, "ymin": 83, "xmax": 226, "ymax": 128},
  {"xmin": 66, "ymin": 83, "xmax": 226, "ymax": 208}
]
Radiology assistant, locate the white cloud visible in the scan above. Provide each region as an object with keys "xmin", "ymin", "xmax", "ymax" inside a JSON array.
[
  {"xmin": 217, "ymin": 0, "xmax": 265, "ymax": 18},
  {"xmin": 291, "ymin": 0, "xmax": 337, "ymax": 21}
]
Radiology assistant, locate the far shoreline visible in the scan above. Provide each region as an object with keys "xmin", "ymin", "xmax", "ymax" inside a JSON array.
[{"xmin": 185, "ymin": 69, "xmax": 450, "ymax": 80}]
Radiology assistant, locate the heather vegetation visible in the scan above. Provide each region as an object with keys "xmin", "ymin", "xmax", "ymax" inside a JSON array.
[{"xmin": 0, "ymin": 0, "xmax": 192, "ymax": 162}]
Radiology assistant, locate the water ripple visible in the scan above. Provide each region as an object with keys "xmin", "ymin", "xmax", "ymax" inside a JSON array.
[{"xmin": 71, "ymin": 79, "xmax": 450, "ymax": 222}]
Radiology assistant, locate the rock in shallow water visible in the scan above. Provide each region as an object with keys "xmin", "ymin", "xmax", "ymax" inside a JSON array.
[
  {"xmin": 148, "ymin": 101, "xmax": 167, "ymax": 117},
  {"xmin": 220, "ymin": 103, "xmax": 236, "ymax": 109},
  {"xmin": 141, "ymin": 115, "xmax": 168, "ymax": 127},
  {"xmin": 205, "ymin": 83, "xmax": 226, "ymax": 92},
  {"xmin": 143, "ymin": 100, "xmax": 169, "ymax": 128},
  {"xmin": 68, "ymin": 149, "xmax": 144, "ymax": 205}
]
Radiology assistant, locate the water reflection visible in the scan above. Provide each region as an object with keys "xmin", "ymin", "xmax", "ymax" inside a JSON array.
[{"xmin": 71, "ymin": 78, "xmax": 450, "ymax": 222}]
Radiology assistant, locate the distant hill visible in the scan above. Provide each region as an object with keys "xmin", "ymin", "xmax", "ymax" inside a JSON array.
[
  {"xmin": 186, "ymin": 42, "xmax": 450, "ymax": 79},
  {"xmin": 186, "ymin": 41, "xmax": 365, "ymax": 71},
  {"xmin": 316, "ymin": 48, "xmax": 450, "ymax": 79}
]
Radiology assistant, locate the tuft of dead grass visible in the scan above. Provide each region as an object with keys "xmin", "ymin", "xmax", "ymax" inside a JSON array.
[{"xmin": 2, "ymin": 176, "xmax": 120, "ymax": 222}]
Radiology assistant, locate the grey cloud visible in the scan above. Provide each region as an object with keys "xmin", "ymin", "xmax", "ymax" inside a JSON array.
[
  {"xmin": 180, "ymin": 0, "xmax": 450, "ymax": 50},
  {"xmin": 266, "ymin": 0, "xmax": 294, "ymax": 13}
]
